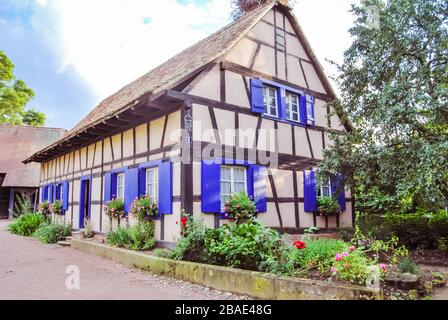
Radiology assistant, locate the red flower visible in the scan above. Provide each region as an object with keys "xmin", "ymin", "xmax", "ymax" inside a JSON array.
[
  {"xmin": 293, "ymin": 240, "xmax": 307, "ymax": 250},
  {"xmin": 180, "ymin": 217, "xmax": 188, "ymax": 227}
]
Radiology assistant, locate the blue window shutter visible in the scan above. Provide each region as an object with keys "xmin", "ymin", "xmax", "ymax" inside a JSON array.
[
  {"xmin": 124, "ymin": 168, "xmax": 139, "ymax": 213},
  {"xmin": 41, "ymin": 187, "xmax": 45, "ymax": 202},
  {"xmin": 304, "ymin": 170, "xmax": 317, "ymax": 213},
  {"xmin": 158, "ymin": 161, "xmax": 173, "ymax": 214},
  {"xmin": 331, "ymin": 174, "xmax": 346, "ymax": 212},
  {"xmin": 111, "ymin": 174, "xmax": 117, "ymax": 199},
  {"xmin": 307, "ymin": 95, "xmax": 315, "ymax": 126},
  {"xmin": 250, "ymin": 78, "xmax": 265, "ymax": 114},
  {"xmin": 201, "ymin": 160, "xmax": 221, "ymax": 213},
  {"xmin": 139, "ymin": 168, "xmax": 146, "ymax": 197},
  {"xmin": 104, "ymin": 173, "xmax": 112, "ymax": 203},
  {"xmin": 250, "ymin": 165, "xmax": 267, "ymax": 213},
  {"xmin": 299, "ymin": 95, "xmax": 307, "ymax": 124},
  {"xmin": 62, "ymin": 182, "xmax": 69, "ymax": 211},
  {"xmin": 278, "ymin": 89, "xmax": 287, "ymax": 120},
  {"xmin": 48, "ymin": 184, "xmax": 53, "ymax": 203}
]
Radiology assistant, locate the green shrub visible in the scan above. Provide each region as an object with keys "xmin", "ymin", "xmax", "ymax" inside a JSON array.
[
  {"xmin": 8, "ymin": 213, "xmax": 47, "ymax": 236},
  {"xmin": 294, "ymin": 238, "xmax": 350, "ymax": 273},
  {"xmin": 171, "ymin": 216, "xmax": 207, "ymax": 262},
  {"xmin": 384, "ymin": 209, "xmax": 448, "ymax": 249},
  {"xmin": 332, "ymin": 249, "xmax": 372, "ymax": 285},
  {"xmin": 223, "ymin": 192, "xmax": 257, "ymax": 221},
  {"xmin": 107, "ymin": 222, "xmax": 156, "ymax": 251},
  {"xmin": 33, "ymin": 223, "xmax": 71, "ymax": 244},
  {"xmin": 204, "ymin": 219, "xmax": 293, "ymax": 273},
  {"xmin": 398, "ymin": 257, "xmax": 420, "ymax": 275}
]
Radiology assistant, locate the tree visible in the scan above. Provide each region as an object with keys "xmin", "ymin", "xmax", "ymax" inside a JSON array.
[
  {"xmin": 319, "ymin": 0, "xmax": 448, "ymax": 213},
  {"xmin": 0, "ymin": 50, "xmax": 46, "ymax": 126}
]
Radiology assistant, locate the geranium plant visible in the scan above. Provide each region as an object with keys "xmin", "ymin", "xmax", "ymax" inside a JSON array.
[
  {"xmin": 223, "ymin": 192, "xmax": 257, "ymax": 222},
  {"xmin": 317, "ymin": 196, "xmax": 341, "ymax": 216},
  {"xmin": 105, "ymin": 198, "xmax": 125, "ymax": 220},
  {"xmin": 51, "ymin": 200, "xmax": 63, "ymax": 215},
  {"xmin": 131, "ymin": 195, "xmax": 158, "ymax": 223},
  {"xmin": 38, "ymin": 201, "xmax": 51, "ymax": 217}
]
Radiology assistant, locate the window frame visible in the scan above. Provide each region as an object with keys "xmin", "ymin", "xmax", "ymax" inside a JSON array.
[
  {"xmin": 285, "ymin": 91, "xmax": 300, "ymax": 122},
  {"xmin": 220, "ymin": 165, "xmax": 248, "ymax": 212},
  {"xmin": 145, "ymin": 167, "xmax": 159, "ymax": 203},
  {"xmin": 317, "ymin": 177, "xmax": 332, "ymax": 198},
  {"xmin": 116, "ymin": 173, "xmax": 125, "ymax": 200},
  {"xmin": 263, "ymin": 85, "xmax": 279, "ymax": 118}
]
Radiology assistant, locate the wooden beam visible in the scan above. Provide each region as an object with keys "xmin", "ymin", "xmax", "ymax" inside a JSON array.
[{"xmin": 221, "ymin": 61, "xmax": 332, "ymax": 102}]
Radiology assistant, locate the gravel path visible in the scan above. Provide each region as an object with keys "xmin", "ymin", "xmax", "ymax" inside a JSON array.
[{"xmin": 0, "ymin": 220, "xmax": 250, "ymax": 300}]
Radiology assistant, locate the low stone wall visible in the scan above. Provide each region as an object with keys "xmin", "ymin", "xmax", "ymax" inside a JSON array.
[{"xmin": 71, "ymin": 240, "xmax": 383, "ymax": 300}]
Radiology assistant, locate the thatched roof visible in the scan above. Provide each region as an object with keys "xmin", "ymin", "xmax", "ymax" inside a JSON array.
[
  {"xmin": 0, "ymin": 125, "xmax": 66, "ymax": 187},
  {"xmin": 26, "ymin": 0, "xmax": 343, "ymax": 164}
]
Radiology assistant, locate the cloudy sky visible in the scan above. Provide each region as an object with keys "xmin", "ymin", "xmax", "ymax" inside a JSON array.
[{"xmin": 0, "ymin": 0, "xmax": 358, "ymax": 129}]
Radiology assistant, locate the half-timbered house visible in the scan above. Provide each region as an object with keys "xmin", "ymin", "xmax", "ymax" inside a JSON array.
[{"xmin": 25, "ymin": 0, "xmax": 354, "ymax": 245}]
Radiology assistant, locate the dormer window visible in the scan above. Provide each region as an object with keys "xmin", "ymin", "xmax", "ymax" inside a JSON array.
[{"xmin": 263, "ymin": 86, "xmax": 279, "ymax": 117}]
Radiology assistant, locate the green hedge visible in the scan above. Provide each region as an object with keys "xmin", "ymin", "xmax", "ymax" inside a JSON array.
[
  {"xmin": 384, "ymin": 210, "xmax": 448, "ymax": 249},
  {"xmin": 8, "ymin": 213, "xmax": 47, "ymax": 236}
]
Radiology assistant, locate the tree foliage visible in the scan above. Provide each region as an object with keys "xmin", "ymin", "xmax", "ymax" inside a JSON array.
[
  {"xmin": 0, "ymin": 50, "xmax": 46, "ymax": 126},
  {"xmin": 319, "ymin": 0, "xmax": 448, "ymax": 213}
]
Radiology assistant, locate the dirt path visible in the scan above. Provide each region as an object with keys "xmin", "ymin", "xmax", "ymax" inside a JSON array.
[
  {"xmin": 0, "ymin": 220, "xmax": 249, "ymax": 300},
  {"xmin": 419, "ymin": 265, "xmax": 448, "ymax": 300}
]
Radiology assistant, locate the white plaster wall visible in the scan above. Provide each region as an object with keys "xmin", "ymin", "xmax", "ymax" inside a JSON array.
[
  {"xmin": 301, "ymin": 61, "xmax": 327, "ymax": 94},
  {"xmin": 189, "ymin": 65, "xmax": 221, "ymax": 102},
  {"xmin": 225, "ymin": 72, "xmax": 250, "ymax": 108},
  {"xmin": 294, "ymin": 127, "xmax": 312, "ymax": 158}
]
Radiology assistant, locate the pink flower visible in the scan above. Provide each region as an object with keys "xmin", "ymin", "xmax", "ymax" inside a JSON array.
[
  {"xmin": 380, "ymin": 263, "xmax": 388, "ymax": 272},
  {"xmin": 342, "ymin": 251, "xmax": 349, "ymax": 257},
  {"xmin": 335, "ymin": 254, "xmax": 343, "ymax": 261},
  {"xmin": 344, "ymin": 263, "xmax": 350, "ymax": 270},
  {"xmin": 330, "ymin": 267, "xmax": 337, "ymax": 273},
  {"xmin": 349, "ymin": 246, "xmax": 356, "ymax": 252}
]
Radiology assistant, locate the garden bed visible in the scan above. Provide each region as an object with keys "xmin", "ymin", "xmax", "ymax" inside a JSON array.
[{"xmin": 70, "ymin": 239, "xmax": 382, "ymax": 300}]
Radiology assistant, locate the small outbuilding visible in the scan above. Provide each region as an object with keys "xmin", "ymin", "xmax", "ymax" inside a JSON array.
[{"xmin": 0, "ymin": 125, "xmax": 66, "ymax": 219}]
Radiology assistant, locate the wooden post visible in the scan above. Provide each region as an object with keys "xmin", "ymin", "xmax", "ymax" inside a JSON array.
[{"xmin": 8, "ymin": 189, "xmax": 15, "ymax": 220}]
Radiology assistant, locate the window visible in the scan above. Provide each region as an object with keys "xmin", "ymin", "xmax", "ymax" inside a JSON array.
[
  {"xmin": 145, "ymin": 167, "xmax": 159, "ymax": 203},
  {"xmin": 220, "ymin": 166, "xmax": 247, "ymax": 211},
  {"xmin": 306, "ymin": 96, "xmax": 315, "ymax": 126},
  {"xmin": 55, "ymin": 184, "xmax": 63, "ymax": 201},
  {"xmin": 116, "ymin": 173, "xmax": 125, "ymax": 200},
  {"xmin": 318, "ymin": 177, "xmax": 331, "ymax": 197},
  {"xmin": 263, "ymin": 86, "xmax": 278, "ymax": 117},
  {"xmin": 286, "ymin": 92, "xmax": 300, "ymax": 122}
]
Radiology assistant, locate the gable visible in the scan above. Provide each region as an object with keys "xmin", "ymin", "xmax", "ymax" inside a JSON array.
[{"xmin": 226, "ymin": 8, "xmax": 328, "ymax": 95}]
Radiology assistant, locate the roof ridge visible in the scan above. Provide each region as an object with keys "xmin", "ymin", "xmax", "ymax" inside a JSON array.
[{"xmin": 0, "ymin": 124, "xmax": 67, "ymax": 131}]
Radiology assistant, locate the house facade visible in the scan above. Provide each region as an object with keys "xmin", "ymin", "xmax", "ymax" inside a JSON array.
[{"xmin": 25, "ymin": 1, "xmax": 354, "ymax": 244}]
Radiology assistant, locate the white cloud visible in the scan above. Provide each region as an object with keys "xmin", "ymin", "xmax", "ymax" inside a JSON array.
[
  {"xmin": 30, "ymin": 0, "xmax": 357, "ymax": 100},
  {"xmin": 33, "ymin": 0, "xmax": 232, "ymax": 98}
]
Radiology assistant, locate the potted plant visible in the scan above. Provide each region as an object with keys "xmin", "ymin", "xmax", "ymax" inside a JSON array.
[
  {"xmin": 38, "ymin": 201, "xmax": 51, "ymax": 218},
  {"xmin": 104, "ymin": 198, "xmax": 125, "ymax": 222},
  {"xmin": 51, "ymin": 200, "xmax": 63, "ymax": 215},
  {"xmin": 317, "ymin": 196, "xmax": 341, "ymax": 216},
  {"xmin": 223, "ymin": 192, "xmax": 257, "ymax": 223},
  {"xmin": 131, "ymin": 195, "xmax": 159, "ymax": 223}
]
